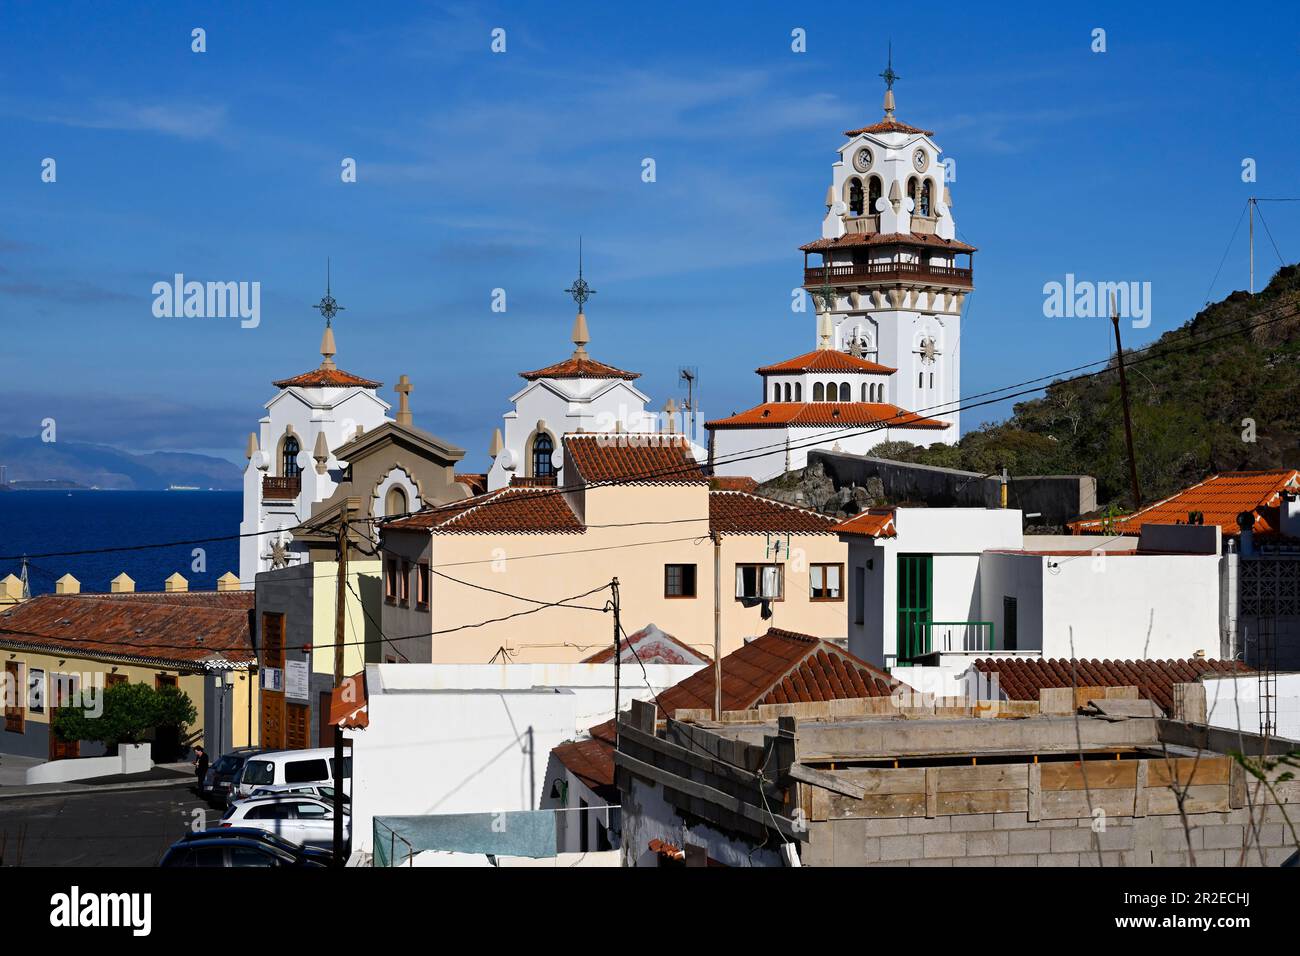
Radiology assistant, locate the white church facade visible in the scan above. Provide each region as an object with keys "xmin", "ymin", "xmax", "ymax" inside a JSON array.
[{"xmin": 707, "ymin": 68, "xmax": 970, "ymax": 483}]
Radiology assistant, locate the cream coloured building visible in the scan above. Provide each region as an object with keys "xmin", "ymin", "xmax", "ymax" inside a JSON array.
[{"xmin": 379, "ymin": 435, "xmax": 850, "ymax": 663}]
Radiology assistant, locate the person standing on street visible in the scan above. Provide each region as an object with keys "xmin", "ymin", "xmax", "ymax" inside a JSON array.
[{"xmin": 193, "ymin": 745, "xmax": 209, "ymax": 795}]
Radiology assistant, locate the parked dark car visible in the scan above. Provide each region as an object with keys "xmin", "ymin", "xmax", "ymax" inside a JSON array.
[
  {"xmin": 202, "ymin": 747, "xmax": 262, "ymax": 806},
  {"xmin": 161, "ymin": 829, "xmax": 331, "ymax": 867}
]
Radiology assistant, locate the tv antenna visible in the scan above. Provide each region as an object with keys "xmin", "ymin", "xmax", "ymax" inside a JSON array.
[{"xmin": 678, "ymin": 367, "xmax": 698, "ymax": 438}]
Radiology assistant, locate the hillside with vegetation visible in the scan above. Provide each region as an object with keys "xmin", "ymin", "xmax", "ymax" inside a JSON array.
[{"xmin": 872, "ymin": 264, "xmax": 1300, "ymax": 511}]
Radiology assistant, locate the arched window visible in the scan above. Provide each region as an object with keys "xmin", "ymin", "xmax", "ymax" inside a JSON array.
[
  {"xmin": 281, "ymin": 436, "xmax": 300, "ymax": 478},
  {"xmin": 907, "ymin": 177, "xmax": 918, "ymax": 211},
  {"xmin": 918, "ymin": 372, "xmax": 925, "ymax": 388},
  {"xmin": 773, "ymin": 384, "xmax": 780, "ymax": 402},
  {"xmin": 385, "ymin": 485, "xmax": 408, "ymax": 518},
  {"xmin": 532, "ymin": 433, "xmax": 555, "ymax": 478},
  {"xmin": 813, "ymin": 382, "xmax": 825, "ymax": 402},
  {"xmin": 839, "ymin": 382, "xmax": 851, "ymax": 402},
  {"xmin": 867, "ymin": 176, "xmax": 882, "ymax": 215},
  {"xmin": 784, "ymin": 382, "xmax": 793, "ymax": 402},
  {"xmin": 848, "ymin": 178, "xmax": 864, "ymax": 216},
  {"xmin": 918, "ymin": 180, "xmax": 933, "ymax": 217},
  {"xmin": 795, "ymin": 382, "xmax": 802, "ymax": 401}
]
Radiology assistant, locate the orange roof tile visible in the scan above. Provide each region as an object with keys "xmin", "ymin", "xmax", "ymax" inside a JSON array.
[
  {"xmin": 273, "ymin": 365, "xmax": 381, "ymax": 389},
  {"xmin": 972, "ymin": 658, "xmax": 1251, "ymax": 716},
  {"xmin": 844, "ymin": 119, "xmax": 935, "ymax": 137},
  {"xmin": 519, "ymin": 354, "xmax": 640, "ymax": 381},
  {"xmin": 706, "ymin": 402, "xmax": 949, "ymax": 431},
  {"xmin": 709, "ymin": 475, "xmax": 759, "ymax": 493},
  {"xmin": 799, "ymin": 232, "xmax": 977, "ymax": 253},
  {"xmin": 757, "ymin": 349, "xmax": 896, "ymax": 375},
  {"xmin": 709, "ymin": 490, "xmax": 838, "ymax": 536},
  {"xmin": 564, "ymin": 434, "xmax": 706, "ymax": 485},
  {"xmin": 0, "ymin": 590, "xmax": 255, "ymax": 668},
  {"xmin": 581, "ymin": 624, "xmax": 711, "ymax": 665},
  {"xmin": 383, "ymin": 487, "xmax": 583, "ymax": 534},
  {"xmin": 833, "ymin": 509, "xmax": 897, "ymax": 538},
  {"xmin": 454, "ymin": 473, "xmax": 489, "ymax": 496},
  {"xmin": 1069, "ymin": 470, "xmax": 1299, "ymax": 538},
  {"xmin": 553, "ymin": 628, "xmax": 905, "ymax": 791},
  {"xmin": 328, "ymin": 671, "xmax": 369, "ymax": 729}
]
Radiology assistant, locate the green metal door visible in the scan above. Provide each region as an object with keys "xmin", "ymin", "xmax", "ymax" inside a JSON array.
[{"xmin": 896, "ymin": 554, "xmax": 933, "ymax": 664}]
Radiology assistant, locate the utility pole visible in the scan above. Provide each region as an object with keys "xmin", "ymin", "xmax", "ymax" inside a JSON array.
[
  {"xmin": 1110, "ymin": 292, "xmax": 1143, "ymax": 510},
  {"xmin": 331, "ymin": 515, "xmax": 348, "ymax": 867},
  {"xmin": 1249, "ymin": 196, "xmax": 1255, "ymax": 295},
  {"xmin": 610, "ymin": 578, "xmax": 621, "ymax": 750},
  {"xmin": 712, "ymin": 532, "xmax": 722, "ymax": 720}
]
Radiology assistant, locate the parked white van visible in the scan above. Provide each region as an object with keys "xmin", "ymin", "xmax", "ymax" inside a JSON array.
[{"xmin": 234, "ymin": 749, "xmax": 351, "ymax": 801}]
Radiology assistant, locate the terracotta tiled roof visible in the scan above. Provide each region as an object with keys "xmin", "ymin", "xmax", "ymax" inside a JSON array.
[
  {"xmin": 706, "ymin": 402, "xmax": 949, "ymax": 431},
  {"xmin": 0, "ymin": 591, "xmax": 255, "ymax": 668},
  {"xmin": 582, "ymin": 623, "xmax": 711, "ymax": 665},
  {"xmin": 709, "ymin": 490, "xmax": 838, "ymax": 536},
  {"xmin": 972, "ymin": 657, "xmax": 1252, "ymax": 715},
  {"xmin": 328, "ymin": 671, "xmax": 369, "ymax": 729},
  {"xmin": 799, "ymin": 232, "xmax": 977, "ymax": 253},
  {"xmin": 564, "ymin": 434, "xmax": 706, "ymax": 485},
  {"xmin": 1069, "ymin": 470, "xmax": 1300, "ymax": 538},
  {"xmin": 709, "ymin": 475, "xmax": 759, "ymax": 493},
  {"xmin": 272, "ymin": 365, "xmax": 382, "ymax": 389},
  {"xmin": 519, "ymin": 354, "xmax": 640, "ymax": 381},
  {"xmin": 833, "ymin": 509, "xmax": 898, "ymax": 538},
  {"xmin": 383, "ymin": 487, "xmax": 583, "ymax": 534},
  {"xmin": 553, "ymin": 628, "xmax": 904, "ymax": 790},
  {"xmin": 844, "ymin": 119, "xmax": 935, "ymax": 137},
  {"xmin": 454, "ymin": 473, "xmax": 488, "ymax": 496},
  {"xmin": 757, "ymin": 350, "xmax": 896, "ymax": 375}
]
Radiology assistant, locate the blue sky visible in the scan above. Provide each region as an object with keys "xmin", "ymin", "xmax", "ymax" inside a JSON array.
[{"xmin": 1, "ymin": 1, "xmax": 1297, "ymax": 469}]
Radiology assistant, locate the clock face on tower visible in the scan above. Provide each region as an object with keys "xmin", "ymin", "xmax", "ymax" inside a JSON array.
[
  {"xmin": 852, "ymin": 147, "xmax": 873, "ymax": 173},
  {"xmin": 912, "ymin": 148, "xmax": 929, "ymax": 173}
]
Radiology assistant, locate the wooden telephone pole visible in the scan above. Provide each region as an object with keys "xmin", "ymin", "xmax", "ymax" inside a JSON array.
[
  {"xmin": 1110, "ymin": 292, "xmax": 1143, "ymax": 510},
  {"xmin": 331, "ymin": 515, "xmax": 348, "ymax": 866}
]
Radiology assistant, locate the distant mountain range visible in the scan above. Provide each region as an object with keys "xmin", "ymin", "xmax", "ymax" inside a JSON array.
[{"xmin": 0, "ymin": 434, "xmax": 242, "ymax": 490}]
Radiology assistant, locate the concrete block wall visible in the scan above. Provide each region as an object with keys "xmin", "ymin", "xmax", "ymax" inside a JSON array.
[{"xmin": 802, "ymin": 806, "xmax": 1298, "ymax": 867}]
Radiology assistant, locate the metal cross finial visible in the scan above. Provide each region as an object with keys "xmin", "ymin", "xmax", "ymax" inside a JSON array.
[
  {"xmin": 564, "ymin": 237, "xmax": 596, "ymax": 310},
  {"xmin": 880, "ymin": 42, "xmax": 900, "ymax": 92},
  {"xmin": 312, "ymin": 258, "xmax": 346, "ymax": 326}
]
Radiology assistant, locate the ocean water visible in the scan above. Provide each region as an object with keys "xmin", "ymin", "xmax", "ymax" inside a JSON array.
[{"xmin": 0, "ymin": 491, "xmax": 242, "ymax": 595}]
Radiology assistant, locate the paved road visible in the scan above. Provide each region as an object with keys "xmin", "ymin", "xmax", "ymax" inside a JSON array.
[{"xmin": 0, "ymin": 784, "xmax": 213, "ymax": 866}]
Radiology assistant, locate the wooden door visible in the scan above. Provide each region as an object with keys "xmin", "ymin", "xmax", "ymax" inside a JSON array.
[
  {"xmin": 318, "ymin": 691, "xmax": 332, "ymax": 748},
  {"xmin": 4, "ymin": 661, "xmax": 23, "ymax": 733},
  {"xmin": 261, "ymin": 692, "xmax": 285, "ymax": 750},
  {"xmin": 286, "ymin": 702, "xmax": 310, "ymax": 751}
]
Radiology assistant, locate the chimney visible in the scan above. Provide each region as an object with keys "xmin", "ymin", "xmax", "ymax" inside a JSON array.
[
  {"xmin": 110, "ymin": 572, "xmax": 135, "ymax": 593},
  {"xmin": 216, "ymin": 571, "xmax": 240, "ymax": 592},
  {"xmin": 55, "ymin": 573, "xmax": 80, "ymax": 595},
  {"xmin": 164, "ymin": 572, "xmax": 188, "ymax": 593}
]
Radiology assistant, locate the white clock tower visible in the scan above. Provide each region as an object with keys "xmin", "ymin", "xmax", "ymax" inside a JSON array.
[{"xmin": 800, "ymin": 55, "xmax": 974, "ymax": 435}]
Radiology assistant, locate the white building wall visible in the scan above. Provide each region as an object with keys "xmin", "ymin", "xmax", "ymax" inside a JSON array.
[{"xmin": 1203, "ymin": 673, "xmax": 1300, "ymax": 742}]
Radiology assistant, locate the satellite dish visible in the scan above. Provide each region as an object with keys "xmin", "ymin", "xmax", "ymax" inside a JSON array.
[
  {"xmin": 251, "ymin": 450, "xmax": 270, "ymax": 472},
  {"xmin": 498, "ymin": 448, "xmax": 518, "ymax": 472},
  {"xmin": 551, "ymin": 448, "xmax": 564, "ymax": 471}
]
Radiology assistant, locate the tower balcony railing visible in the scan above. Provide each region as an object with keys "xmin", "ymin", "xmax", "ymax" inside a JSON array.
[
  {"xmin": 803, "ymin": 261, "xmax": 973, "ymax": 288},
  {"xmin": 262, "ymin": 474, "xmax": 301, "ymax": 500}
]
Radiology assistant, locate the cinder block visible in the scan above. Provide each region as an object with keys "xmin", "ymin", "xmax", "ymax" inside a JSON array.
[
  {"xmin": 993, "ymin": 814, "xmax": 1035, "ymax": 830},
  {"xmin": 949, "ymin": 813, "xmax": 996, "ymax": 832},
  {"xmin": 952, "ymin": 856, "xmax": 997, "ymax": 867},
  {"xmin": 802, "ymin": 829, "xmax": 834, "ymax": 867},
  {"xmin": 966, "ymin": 831, "xmax": 1009, "ymax": 856},
  {"xmin": 907, "ymin": 816, "xmax": 952, "ymax": 834},
  {"xmin": 1163, "ymin": 826, "xmax": 1203, "ymax": 851},
  {"xmin": 1201, "ymin": 824, "xmax": 1245, "ymax": 850},
  {"xmin": 1263, "ymin": 846, "xmax": 1295, "ymax": 866},
  {"xmin": 1008, "ymin": 829, "xmax": 1051, "ymax": 855},
  {"xmin": 910, "ymin": 857, "xmax": 953, "ymax": 866},
  {"xmin": 832, "ymin": 818, "xmax": 869, "ymax": 864},
  {"xmin": 879, "ymin": 835, "xmax": 923, "ymax": 862},
  {"xmin": 1255, "ymin": 824, "xmax": 1286, "ymax": 847},
  {"xmin": 993, "ymin": 853, "xmax": 1039, "ymax": 867},
  {"xmin": 1036, "ymin": 853, "xmax": 1080, "ymax": 867},
  {"xmin": 923, "ymin": 833, "xmax": 968, "ymax": 858},
  {"xmin": 1050, "ymin": 828, "xmax": 1098, "ymax": 853},
  {"xmin": 1192, "ymin": 849, "xmax": 1226, "ymax": 867},
  {"xmin": 1096, "ymin": 825, "xmax": 1134, "ymax": 851},
  {"xmin": 861, "ymin": 817, "xmax": 912, "ymax": 837}
]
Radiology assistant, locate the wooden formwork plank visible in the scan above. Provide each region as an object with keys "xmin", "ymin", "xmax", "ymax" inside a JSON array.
[
  {"xmin": 1040, "ymin": 760, "xmax": 1138, "ymax": 792},
  {"xmin": 934, "ymin": 763, "xmax": 1030, "ymax": 793},
  {"xmin": 1229, "ymin": 759, "xmax": 1246, "ymax": 810},
  {"xmin": 827, "ymin": 767, "xmax": 927, "ymax": 796},
  {"xmin": 1133, "ymin": 761, "xmax": 1149, "ymax": 817},
  {"xmin": 925, "ymin": 768, "xmax": 939, "ymax": 818},
  {"xmin": 821, "ymin": 791, "xmax": 927, "ymax": 820},
  {"xmin": 1145, "ymin": 784, "xmax": 1231, "ymax": 816},
  {"xmin": 1027, "ymin": 763, "xmax": 1042, "ymax": 822},
  {"xmin": 1148, "ymin": 756, "xmax": 1231, "ymax": 788},
  {"xmin": 937, "ymin": 788, "xmax": 1028, "ymax": 816},
  {"xmin": 1040, "ymin": 788, "xmax": 1141, "ymax": 820}
]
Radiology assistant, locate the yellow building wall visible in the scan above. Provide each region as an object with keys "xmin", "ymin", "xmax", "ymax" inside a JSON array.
[
  {"xmin": 0, "ymin": 648, "xmax": 256, "ymax": 748},
  {"xmin": 309, "ymin": 560, "xmax": 380, "ymax": 680},
  {"xmin": 418, "ymin": 486, "xmax": 850, "ymax": 663}
]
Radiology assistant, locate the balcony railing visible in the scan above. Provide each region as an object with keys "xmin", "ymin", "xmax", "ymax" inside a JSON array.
[
  {"xmin": 509, "ymin": 475, "xmax": 557, "ymax": 488},
  {"xmin": 804, "ymin": 261, "xmax": 973, "ymax": 288},
  {"xmin": 262, "ymin": 474, "xmax": 301, "ymax": 500},
  {"xmin": 925, "ymin": 621, "xmax": 996, "ymax": 655}
]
